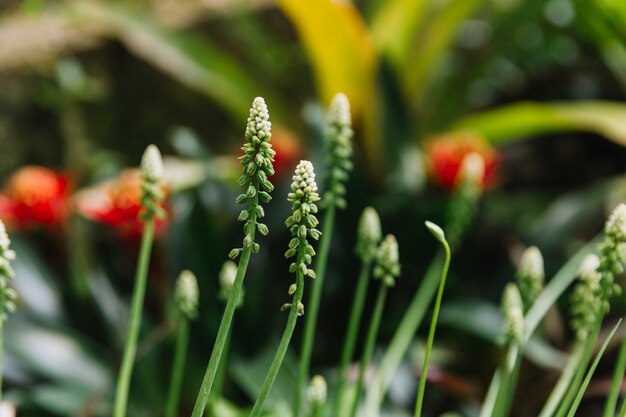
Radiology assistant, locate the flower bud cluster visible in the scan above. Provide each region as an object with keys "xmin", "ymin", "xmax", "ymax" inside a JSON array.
[
  {"xmin": 218, "ymin": 260, "xmax": 244, "ymax": 308},
  {"xmin": 595, "ymin": 204, "xmax": 626, "ymax": 314},
  {"xmin": 230, "ymin": 98, "xmax": 275, "ymax": 260},
  {"xmin": 284, "ymin": 161, "xmax": 321, "ymax": 283},
  {"xmin": 323, "ymin": 93, "xmax": 353, "ymax": 209},
  {"xmin": 570, "ymin": 254, "xmax": 602, "ymax": 340},
  {"xmin": 175, "ymin": 270, "xmax": 199, "ymax": 320},
  {"xmin": 502, "ymin": 283, "xmax": 525, "ymax": 344},
  {"xmin": 307, "ymin": 375, "xmax": 327, "ymax": 408},
  {"xmin": 355, "ymin": 207, "xmax": 382, "ymax": 263},
  {"xmin": 373, "ymin": 235, "xmax": 401, "ymax": 287},
  {"xmin": 0, "ymin": 221, "xmax": 16, "ymax": 326},
  {"xmin": 139, "ymin": 144, "xmax": 166, "ymax": 221},
  {"xmin": 516, "ymin": 246, "xmax": 544, "ymax": 311}
]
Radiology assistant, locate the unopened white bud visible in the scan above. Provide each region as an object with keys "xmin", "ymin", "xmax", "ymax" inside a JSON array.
[
  {"xmin": 605, "ymin": 204, "xmax": 626, "ymax": 241},
  {"xmin": 141, "ymin": 144, "xmax": 164, "ymax": 183},
  {"xmin": 459, "ymin": 152, "xmax": 485, "ymax": 185},
  {"xmin": 175, "ymin": 270, "xmax": 199, "ymax": 320},
  {"xmin": 307, "ymin": 375, "xmax": 327, "ymax": 408}
]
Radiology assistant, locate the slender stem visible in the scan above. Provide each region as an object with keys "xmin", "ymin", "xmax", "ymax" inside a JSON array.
[
  {"xmin": 250, "ymin": 247, "xmax": 306, "ymax": 417},
  {"xmin": 334, "ymin": 260, "xmax": 372, "ymax": 416},
  {"xmin": 538, "ymin": 342, "xmax": 586, "ymax": 417},
  {"xmin": 191, "ymin": 197, "xmax": 258, "ymax": 417},
  {"xmin": 554, "ymin": 322, "xmax": 601, "ymax": 417},
  {"xmin": 414, "ymin": 239, "xmax": 451, "ymax": 417},
  {"xmin": 491, "ymin": 344, "xmax": 521, "ymax": 417},
  {"xmin": 296, "ymin": 205, "xmax": 336, "ymax": 417},
  {"xmin": 113, "ymin": 220, "xmax": 155, "ymax": 417},
  {"xmin": 362, "ymin": 254, "xmax": 443, "ymax": 417},
  {"xmin": 312, "ymin": 405, "xmax": 324, "ymax": 417},
  {"xmin": 166, "ymin": 319, "xmax": 190, "ymax": 417},
  {"xmin": 210, "ymin": 330, "xmax": 231, "ymax": 412},
  {"xmin": 604, "ymin": 329, "xmax": 626, "ymax": 417},
  {"xmin": 479, "ymin": 371, "xmax": 502, "ymax": 417},
  {"xmin": 349, "ymin": 284, "xmax": 388, "ymax": 417},
  {"xmin": 0, "ymin": 325, "xmax": 3, "ymax": 404},
  {"xmin": 618, "ymin": 388, "xmax": 626, "ymax": 417}
]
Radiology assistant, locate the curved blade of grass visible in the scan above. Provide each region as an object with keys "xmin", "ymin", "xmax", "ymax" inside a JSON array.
[
  {"xmin": 452, "ymin": 101, "xmax": 626, "ymax": 147},
  {"xmin": 566, "ymin": 319, "xmax": 622, "ymax": 417},
  {"xmin": 69, "ymin": 2, "xmax": 283, "ymax": 122}
]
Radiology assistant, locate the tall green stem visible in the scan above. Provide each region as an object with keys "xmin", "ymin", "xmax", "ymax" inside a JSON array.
[
  {"xmin": 414, "ymin": 238, "xmax": 451, "ymax": 417},
  {"xmin": 538, "ymin": 342, "xmax": 586, "ymax": 417},
  {"xmin": 334, "ymin": 260, "xmax": 372, "ymax": 416},
  {"xmin": 210, "ymin": 331, "xmax": 231, "ymax": 414},
  {"xmin": 296, "ymin": 205, "xmax": 336, "ymax": 417},
  {"xmin": 166, "ymin": 319, "xmax": 190, "ymax": 417},
  {"xmin": 604, "ymin": 330, "xmax": 626, "ymax": 417},
  {"xmin": 113, "ymin": 220, "xmax": 155, "ymax": 417},
  {"xmin": 250, "ymin": 247, "xmax": 306, "ymax": 417},
  {"xmin": 349, "ymin": 284, "xmax": 387, "ymax": 417},
  {"xmin": 192, "ymin": 200, "xmax": 258, "ymax": 417},
  {"xmin": 491, "ymin": 345, "xmax": 521, "ymax": 417}
]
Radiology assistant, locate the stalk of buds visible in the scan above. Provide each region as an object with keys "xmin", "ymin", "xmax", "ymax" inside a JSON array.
[
  {"xmin": 0, "ymin": 221, "xmax": 16, "ymax": 326},
  {"xmin": 322, "ymin": 93, "xmax": 353, "ymax": 210},
  {"xmin": 175, "ymin": 270, "xmax": 199, "ymax": 320},
  {"xmin": 502, "ymin": 283, "xmax": 525, "ymax": 344},
  {"xmin": 140, "ymin": 145, "xmax": 166, "ymax": 221},
  {"xmin": 356, "ymin": 207, "xmax": 382, "ymax": 263},
  {"xmin": 229, "ymin": 97, "xmax": 275, "ymax": 260},
  {"xmin": 516, "ymin": 246, "xmax": 544, "ymax": 311},
  {"xmin": 307, "ymin": 375, "xmax": 328, "ymax": 409},
  {"xmin": 373, "ymin": 235, "xmax": 401, "ymax": 287},
  {"xmin": 570, "ymin": 254, "xmax": 602, "ymax": 340},
  {"xmin": 218, "ymin": 260, "xmax": 244, "ymax": 307},
  {"xmin": 596, "ymin": 204, "xmax": 626, "ymax": 313}
]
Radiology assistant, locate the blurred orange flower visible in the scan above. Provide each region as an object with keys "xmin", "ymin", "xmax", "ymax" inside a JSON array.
[
  {"xmin": 426, "ymin": 132, "xmax": 499, "ymax": 190},
  {"xmin": 77, "ymin": 169, "xmax": 169, "ymax": 239},
  {"xmin": 0, "ymin": 166, "xmax": 71, "ymax": 230},
  {"xmin": 269, "ymin": 127, "xmax": 302, "ymax": 180}
]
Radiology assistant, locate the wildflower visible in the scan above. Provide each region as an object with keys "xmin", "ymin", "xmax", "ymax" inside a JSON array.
[
  {"xmin": 77, "ymin": 169, "xmax": 169, "ymax": 239},
  {"xmin": 285, "ymin": 160, "xmax": 321, "ymax": 283},
  {"xmin": 323, "ymin": 93, "xmax": 354, "ymax": 209},
  {"xmin": 373, "ymin": 235, "xmax": 401, "ymax": 287},
  {"xmin": 140, "ymin": 144, "xmax": 166, "ymax": 221},
  {"xmin": 356, "ymin": 207, "xmax": 382, "ymax": 263},
  {"xmin": 595, "ymin": 204, "xmax": 626, "ymax": 313},
  {"xmin": 0, "ymin": 221, "xmax": 17, "ymax": 326},
  {"xmin": 570, "ymin": 254, "xmax": 602, "ymax": 340},
  {"xmin": 0, "ymin": 166, "xmax": 70, "ymax": 230},
  {"xmin": 426, "ymin": 132, "xmax": 498, "ymax": 190},
  {"xmin": 502, "ymin": 283, "xmax": 525, "ymax": 344},
  {"xmin": 175, "ymin": 270, "xmax": 199, "ymax": 320},
  {"xmin": 516, "ymin": 246, "xmax": 544, "ymax": 310},
  {"xmin": 307, "ymin": 375, "xmax": 327, "ymax": 408}
]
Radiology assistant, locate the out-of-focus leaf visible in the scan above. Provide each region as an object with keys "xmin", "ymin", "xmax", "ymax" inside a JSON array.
[
  {"xmin": 370, "ymin": 0, "xmax": 427, "ymax": 67},
  {"xmin": 5, "ymin": 316, "xmax": 111, "ymax": 393},
  {"xmin": 22, "ymin": 383, "xmax": 107, "ymax": 416},
  {"xmin": 440, "ymin": 301, "xmax": 567, "ymax": 369},
  {"xmin": 10, "ymin": 237, "xmax": 63, "ymax": 320},
  {"xmin": 452, "ymin": 101, "xmax": 626, "ymax": 146},
  {"xmin": 70, "ymin": 1, "xmax": 283, "ymax": 122},
  {"xmin": 277, "ymin": 0, "xmax": 376, "ymax": 118},
  {"xmin": 405, "ymin": 0, "xmax": 485, "ymax": 100}
]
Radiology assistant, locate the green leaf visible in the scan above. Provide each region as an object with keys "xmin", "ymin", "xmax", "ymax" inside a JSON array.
[{"xmin": 452, "ymin": 101, "xmax": 626, "ymax": 147}]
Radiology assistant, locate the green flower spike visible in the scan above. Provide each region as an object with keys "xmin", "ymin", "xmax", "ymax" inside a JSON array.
[
  {"xmin": 175, "ymin": 270, "xmax": 199, "ymax": 320},
  {"xmin": 285, "ymin": 160, "xmax": 322, "ymax": 283},
  {"xmin": 0, "ymin": 221, "xmax": 16, "ymax": 326},
  {"xmin": 502, "ymin": 283, "xmax": 525, "ymax": 344},
  {"xmin": 219, "ymin": 260, "xmax": 243, "ymax": 307},
  {"xmin": 307, "ymin": 375, "xmax": 328, "ymax": 409},
  {"xmin": 596, "ymin": 203, "xmax": 626, "ymax": 313},
  {"xmin": 570, "ymin": 254, "xmax": 602, "ymax": 340},
  {"xmin": 230, "ymin": 97, "xmax": 275, "ymax": 260},
  {"xmin": 373, "ymin": 235, "xmax": 401, "ymax": 287},
  {"xmin": 516, "ymin": 246, "xmax": 544, "ymax": 311},
  {"xmin": 356, "ymin": 207, "xmax": 382, "ymax": 263},
  {"xmin": 323, "ymin": 92, "xmax": 353, "ymax": 209},
  {"xmin": 140, "ymin": 144, "xmax": 166, "ymax": 221}
]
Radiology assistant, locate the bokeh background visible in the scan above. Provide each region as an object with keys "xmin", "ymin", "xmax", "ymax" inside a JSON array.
[{"xmin": 1, "ymin": 0, "xmax": 626, "ymax": 416}]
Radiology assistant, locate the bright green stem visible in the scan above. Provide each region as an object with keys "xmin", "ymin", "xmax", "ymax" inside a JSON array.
[
  {"xmin": 113, "ymin": 220, "xmax": 155, "ymax": 417},
  {"xmin": 334, "ymin": 260, "xmax": 373, "ymax": 416},
  {"xmin": 414, "ymin": 239, "xmax": 451, "ymax": 417},
  {"xmin": 250, "ymin": 248, "xmax": 306, "ymax": 417},
  {"xmin": 554, "ymin": 322, "xmax": 601, "ymax": 417},
  {"xmin": 349, "ymin": 284, "xmax": 388, "ymax": 417},
  {"xmin": 166, "ymin": 319, "xmax": 190, "ymax": 417},
  {"xmin": 566, "ymin": 320, "xmax": 622, "ymax": 417},
  {"xmin": 604, "ymin": 329, "xmax": 626, "ymax": 417},
  {"xmin": 191, "ymin": 200, "xmax": 258, "ymax": 417},
  {"xmin": 296, "ymin": 205, "xmax": 336, "ymax": 417},
  {"xmin": 618, "ymin": 387, "xmax": 626, "ymax": 417},
  {"xmin": 362, "ymin": 254, "xmax": 443, "ymax": 417},
  {"xmin": 211, "ymin": 330, "xmax": 231, "ymax": 411},
  {"xmin": 538, "ymin": 342, "xmax": 586, "ymax": 417},
  {"xmin": 492, "ymin": 345, "xmax": 521, "ymax": 417},
  {"xmin": 311, "ymin": 405, "xmax": 324, "ymax": 417}
]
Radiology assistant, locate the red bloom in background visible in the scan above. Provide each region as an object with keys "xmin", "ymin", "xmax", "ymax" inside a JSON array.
[
  {"xmin": 426, "ymin": 132, "xmax": 499, "ymax": 190},
  {"xmin": 0, "ymin": 166, "xmax": 71, "ymax": 230},
  {"xmin": 77, "ymin": 169, "xmax": 169, "ymax": 240},
  {"xmin": 269, "ymin": 127, "xmax": 302, "ymax": 180}
]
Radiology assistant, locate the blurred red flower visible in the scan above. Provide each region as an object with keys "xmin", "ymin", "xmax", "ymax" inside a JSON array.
[
  {"xmin": 426, "ymin": 132, "xmax": 499, "ymax": 190},
  {"xmin": 269, "ymin": 127, "xmax": 302, "ymax": 180},
  {"xmin": 0, "ymin": 166, "xmax": 71, "ymax": 230},
  {"xmin": 77, "ymin": 169, "xmax": 169, "ymax": 239}
]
